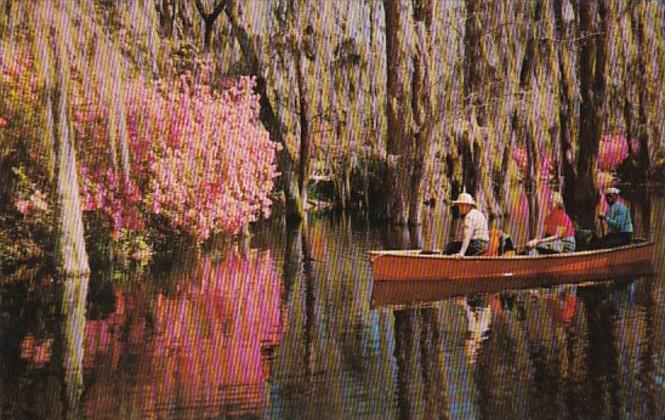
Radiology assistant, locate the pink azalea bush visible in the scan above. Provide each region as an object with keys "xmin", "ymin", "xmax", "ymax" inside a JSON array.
[
  {"xmin": 74, "ymin": 75, "xmax": 278, "ymax": 242},
  {"xmin": 14, "ymin": 190, "xmax": 48, "ymax": 216},
  {"xmin": 598, "ymin": 134, "xmax": 629, "ymax": 171}
]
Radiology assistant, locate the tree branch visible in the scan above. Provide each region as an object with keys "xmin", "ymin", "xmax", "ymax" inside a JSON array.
[
  {"xmin": 194, "ymin": 0, "xmax": 207, "ymax": 19},
  {"xmin": 194, "ymin": 0, "xmax": 228, "ymax": 22}
]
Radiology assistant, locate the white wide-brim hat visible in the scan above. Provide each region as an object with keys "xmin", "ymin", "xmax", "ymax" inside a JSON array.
[
  {"xmin": 606, "ymin": 187, "xmax": 620, "ymax": 195},
  {"xmin": 452, "ymin": 192, "xmax": 477, "ymax": 206}
]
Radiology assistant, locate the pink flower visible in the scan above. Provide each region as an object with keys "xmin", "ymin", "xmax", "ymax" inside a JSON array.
[
  {"xmin": 29, "ymin": 190, "xmax": 48, "ymax": 212},
  {"xmin": 15, "ymin": 198, "xmax": 31, "ymax": 215},
  {"xmin": 598, "ymin": 135, "xmax": 629, "ymax": 171},
  {"xmin": 0, "ymin": 117, "xmax": 7, "ymax": 127}
]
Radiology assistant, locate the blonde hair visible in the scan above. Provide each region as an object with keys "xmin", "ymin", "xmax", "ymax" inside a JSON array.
[{"xmin": 551, "ymin": 192, "xmax": 565, "ymax": 209}]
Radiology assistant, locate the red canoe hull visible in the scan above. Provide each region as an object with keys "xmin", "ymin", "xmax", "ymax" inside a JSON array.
[{"xmin": 369, "ymin": 241, "xmax": 656, "ymax": 282}]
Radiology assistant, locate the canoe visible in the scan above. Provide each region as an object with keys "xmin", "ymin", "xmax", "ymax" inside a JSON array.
[{"xmin": 368, "ymin": 240, "xmax": 656, "ymax": 282}]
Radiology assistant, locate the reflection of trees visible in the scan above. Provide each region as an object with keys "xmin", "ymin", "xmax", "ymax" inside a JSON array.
[
  {"xmin": 273, "ymin": 215, "xmax": 397, "ymax": 417},
  {"xmin": 60, "ymin": 276, "xmax": 88, "ymax": 419},
  {"xmin": 578, "ymin": 286, "xmax": 621, "ymax": 418},
  {"xmin": 480, "ymin": 282, "xmax": 662, "ymax": 419},
  {"xmin": 474, "ymin": 297, "xmax": 532, "ymax": 419},
  {"xmin": 0, "ymin": 279, "xmax": 63, "ymax": 418},
  {"xmin": 393, "ymin": 307, "xmax": 450, "ymax": 419}
]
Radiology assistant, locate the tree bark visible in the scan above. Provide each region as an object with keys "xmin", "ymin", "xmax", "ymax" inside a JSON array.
[
  {"xmin": 61, "ymin": 275, "xmax": 89, "ymax": 419},
  {"xmin": 553, "ymin": 0, "xmax": 577, "ymax": 205},
  {"xmin": 384, "ymin": 0, "xmax": 409, "ymax": 224},
  {"xmin": 634, "ymin": 6, "xmax": 651, "ymax": 182},
  {"xmin": 43, "ymin": 2, "xmax": 90, "ymax": 276},
  {"xmin": 194, "ymin": 0, "xmax": 227, "ymax": 53},
  {"xmin": 462, "ymin": 0, "xmax": 481, "ymax": 196},
  {"xmin": 296, "ymin": 41, "xmax": 312, "ymax": 209},
  {"xmin": 574, "ymin": 0, "xmax": 607, "ymax": 228},
  {"xmin": 518, "ymin": 12, "xmax": 539, "ymax": 238},
  {"xmin": 408, "ymin": 0, "xmax": 433, "ymax": 226},
  {"xmin": 222, "ymin": 0, "xmax": 304, "ymax": 221},
  {"xmin": 155, "ymin": 0, "xmax": 176, "ymax": 38}
]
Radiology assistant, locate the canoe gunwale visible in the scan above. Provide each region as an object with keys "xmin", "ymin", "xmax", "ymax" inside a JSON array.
[{"xmin": 368, "ymin": 239, "xmax": 654, "ymax": 262}]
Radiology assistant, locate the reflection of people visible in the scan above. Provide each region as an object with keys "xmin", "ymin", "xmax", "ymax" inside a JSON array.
[
  {"xmin": 460, "ymin": 295, "xmax": 491, "ymax": 361},
  {"xmin": 547, "ymin": 285, "xmax": 577, "ymax": 326},
  {"xmin": 444, "ymin": 193, "xmax": 489, "ymax": 257},
  {"xmin": 526, "ymin": 192, "xmax": 576, "ymax": 254},
  {"xmin": 595, "ymin": 187, "xmax": 633, "ymax": 249}
]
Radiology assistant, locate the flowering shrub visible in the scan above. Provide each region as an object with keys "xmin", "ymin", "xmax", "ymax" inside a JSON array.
[
  {"xmin": 138, "ymin": 77, "xmax": 278, "ymax": 239},
  {"xmin": 75, "ymin": 75, "xmax": 278, "ymax": 242},
  {"xmin": 15, "ymin": 190, "xmax": 49, "ymax": 215},
  {"xmin": 598, "ymin": 134, "xmax": 629, "ymax": 171}
]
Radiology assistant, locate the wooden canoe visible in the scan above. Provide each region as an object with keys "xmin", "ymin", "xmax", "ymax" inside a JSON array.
[{"xmin": 368, "ymin": 240, "xmax": 656, "ymax": 282}]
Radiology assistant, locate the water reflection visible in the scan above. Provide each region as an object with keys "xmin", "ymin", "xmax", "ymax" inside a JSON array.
[
  {"xmin": 81, "ymin": 250, "xmax": 285, "ymax": 418},
  {"xmin": 61, "ymin": 276, "xmax": 88, "ymax": 420},
  {"xmin": 1, "ymin": 193, "xmax": 664, "ymax": 419},
  {"xmin": 460, "ymin": 295, "xmax": 492, "ymax": 362}
]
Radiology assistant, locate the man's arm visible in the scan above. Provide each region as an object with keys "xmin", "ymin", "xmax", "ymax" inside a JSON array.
[{"xmin": 459, "ymin": 217, "xmax": 472, "ymax": 255}]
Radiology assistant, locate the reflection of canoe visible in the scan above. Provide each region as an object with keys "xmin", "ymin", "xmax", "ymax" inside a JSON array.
[
  {"xmin": 371, "ymin": 268, "xmax": 652, "ymax": 307},
  {"xmin": 368, "ymin": 240, "xmax": 656, "ymax": 282}
]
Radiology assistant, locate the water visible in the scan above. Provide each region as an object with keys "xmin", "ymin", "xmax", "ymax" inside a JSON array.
[{"xmin": 1, "ymin": 195, "xmax": 664, "ymax": 419}]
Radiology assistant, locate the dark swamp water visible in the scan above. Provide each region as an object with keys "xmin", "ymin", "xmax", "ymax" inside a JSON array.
[{"xmin": 1, "ymin": 190, "xmax": 665, "ymax": 419}]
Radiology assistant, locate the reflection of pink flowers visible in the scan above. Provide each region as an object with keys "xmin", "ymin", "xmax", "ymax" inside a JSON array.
[
  {"xmin": 82, "ymin": 250, "xmax": 286, "ymax": 417},
  {"xmin": 547, "ymin": 294, "xmax": 577, "ymax": 326},
  {"xmin": 598, "ymin": 135, "xmax": 629, "ymax": 171},
  {"xmin": 0, "ymin": 117, "xmax": 7, "ymax": 127}
]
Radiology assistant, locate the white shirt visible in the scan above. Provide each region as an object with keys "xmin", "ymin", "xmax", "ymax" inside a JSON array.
[{"xmin": 463, "ymin": 208, "xmax": 489, "ymax": 242}]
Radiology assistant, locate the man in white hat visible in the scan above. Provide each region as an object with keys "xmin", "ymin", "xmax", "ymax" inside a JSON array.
[
  {"xmin": 595, "ymin": 187, "xmax": 634, "ymax": 248},
  {"xmin": 444, "ymin": 192, "xmax": 489, "ymax": 257}
]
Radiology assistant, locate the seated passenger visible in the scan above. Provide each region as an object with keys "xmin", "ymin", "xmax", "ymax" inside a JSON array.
[
  {"xmin": 594, "ymin": 187, "xmax": 633, "ymax": 249},
  {"xmin": 526, "ymin": 192, "xmax": 576, "ymax": 254},
  {"xmin": 444, "ymin": 193, "xmax": 489, "ymax": 257}
]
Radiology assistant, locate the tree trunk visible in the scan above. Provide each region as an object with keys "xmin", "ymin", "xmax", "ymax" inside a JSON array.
[
  {"xmin": 574, "ymin": 0, "xmax": 607, "ymax": 228},
  {"xmin": 408, "ymin": 0, "xmax": 433, "ymax": 226},
  {"xmin": 462, "ymin": 0, "xmax": 480, "ymax": 197},
  {"xmin": 222, "ymin": 0, "xmax": 304, "ymax": 221},
  {"xmin": 194, "ymin": 0, "xmax": 227, "ymax": 53},
  {"xmin": 634, "ymin": 7, "xmax": 650, "ymax": 183},
  {"xmin": 553, "ymin": 0, "xmax": 577, "ymax": 205},
  {"xmin": 518, "ymin": 15, "xmax": 539, "ymax": 238},
  {"xmin": 38, "ymin": 3, "xmax": 90, "ymax": 277},
  {"xmin": 296, "ymin": 46, "xmax": 312, "ymax": 210},
  {"xmin": 60, "ymin": 275, "xmax": 89, "ymax": 419},
  {"xmin": 384, "ymin": 0, "xmax": 409, "ymax": 225}
]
